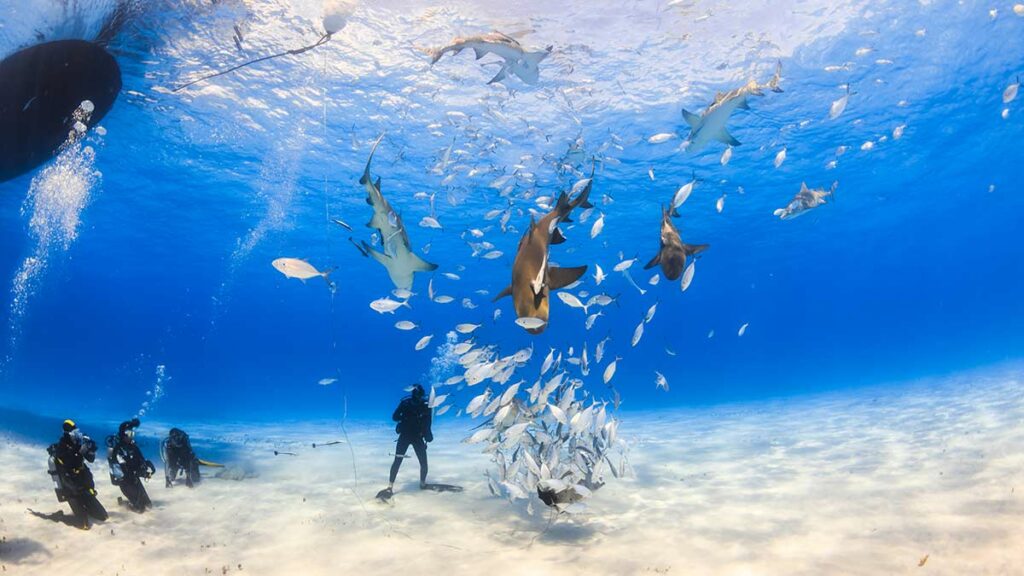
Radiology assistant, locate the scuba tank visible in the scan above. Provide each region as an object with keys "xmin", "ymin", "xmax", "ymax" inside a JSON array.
[
  {"xmin": 105, "ymin": 434, "xmax": 123, "ymax": 485},
  {"xmin": 46, "ymin": 444, "xmax": 66, "ymax": 502}
]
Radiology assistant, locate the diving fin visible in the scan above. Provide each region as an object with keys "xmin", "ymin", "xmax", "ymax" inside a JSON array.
[
  {"xmin": 197, "ymin": 459, "xmax": 224, "ymax": 468},
  {"xmin": 547, "ymin": 265, "xmax": 587, "ymax": 290}
]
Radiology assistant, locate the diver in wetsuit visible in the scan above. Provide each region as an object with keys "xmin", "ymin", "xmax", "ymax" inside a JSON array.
[
  {"xmin": 161, "ymin": 427, "xmax": 201, "ymax": 488},
  {"xmin": 388, "ymin": 384, "xmax": 433, "ymax": 490},
  {"xmin": 46, "ymin": 420, "xmax": 108, "ymax": 529},
  {"xmin": 107, "ymin": 418, "xmax": 156, "ymax": 512}
]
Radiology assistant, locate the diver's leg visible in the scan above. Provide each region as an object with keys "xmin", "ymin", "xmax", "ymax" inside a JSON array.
[
  {"xmin": 82, "ymin": 490, "xmax": 108, "ymax": 521},
  {"xmin": 66, "ymin": 495, "xmax": 90, "ymax": 529},
  {"xmin": 122, "ymin": 477, "xmax": 145, "ymax": 511},
  {"xmin": 138, "ymin": 481, "xmax": 152, "ymax": 510},
  {"xmin": 389, "ymin": 436, "xmax": 411, "ymax": 488},
  {"xmin": 412, "ymin": 437, "xmax": 428, "ymax": 488}
]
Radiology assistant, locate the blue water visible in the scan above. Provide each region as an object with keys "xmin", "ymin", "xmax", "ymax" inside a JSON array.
[{"xmin": 1, "ymin": 0, "xmax": 1022, "ymax": 424}]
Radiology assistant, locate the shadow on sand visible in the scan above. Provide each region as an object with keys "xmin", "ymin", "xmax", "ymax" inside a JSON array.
[{"xmin": 0, "ymin": 535, "xmax": 52, "ymax": 563}]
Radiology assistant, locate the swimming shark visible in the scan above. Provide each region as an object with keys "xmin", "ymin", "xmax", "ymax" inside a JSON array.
[
  {"xmin": 352, "ymin": 134, "xmax": 437, "ymax": 290},
  {"xmin": 680, "ymin": 61, "xmax": 783, "ymax": 153},
  {"xmin": 494, "ymin": 178, "xmax": 594, "ymax": 334},
  {"xmin": 773, "ymin": 181, "xmax": 837, "ymax": 220},
  {"xmin": 429, "ymin": 32, "xmax": 553, "ymax": 85},
  {"xmin": 644, "ymin": 205, "xmax": 708, "ymax": 281}
]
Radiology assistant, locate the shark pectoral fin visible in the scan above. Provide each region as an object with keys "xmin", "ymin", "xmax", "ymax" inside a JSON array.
[
  {"xmin": 681, "ymin": 109, "xmax": 701, "ymax": 129},
  {"xmin": 349, "ymin": 237, "xmax": 369, "ymax": 257},
  {"xmin": 717, "ymin": 130, "xmax": 741, "ymax": 146},
  {"xmin": 365, "ymin": 246, "xmax": 391, "ymax": 266},
  {"xmin": 550, "ymin": 228, "xmax": 567, "ymax": 245},
  {"xmin": 410, "ymin": 253, "xmax": 438, "ymax": 272},
  {"xmin": 684, "ymin": 243, "xmax": 710, "ymax": 257},
  {"xmin": 492, "ymin": 286, "xmax": 513, "ymax": 302},
  {"xmin": 488, "ymin": 65, "xmax": 509, "ymax": 85},
  {"xmin": 547, "ymin": 265, "xmax": 587, "ymax": 290},
  {"xmin": 644, "ymin": 253, "xmax": 661, "ymax": 270},
  {"xmin": 473, "ymin": 47, "xmax": 486, "ymax": 60}
]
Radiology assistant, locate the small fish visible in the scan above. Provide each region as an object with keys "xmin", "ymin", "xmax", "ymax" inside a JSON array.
[
  {"xmin": 774, "ymin": 147, "xmax": 787, "ymax": 168},
  {"xmin": 443, "ymin": 272, "xmax": 461, "ymax": 281},
  {"xmin": 738, "ymin": 322, "xmax": 749, "ymax": 337},
  {"xmin": 613, "ymin": 258, "xmax": 636, "ymax": 272},
  {"xmin": 492, "ymin": 309, "xmax": 501, "ymax": 322},
  {"xmin": 415, "ymin": 334, "xmax": 434, "ymax": 351},
  {"xmin": 603, "ymin": 357, "xmax": 620, "ymax": 385},
  {"xmin": 515, "ymin": 317, "xmax": 547, "ymax": 331},
  {"xmin": 557, "ymin": 291, "xmax": 587, "ymax": 312},
  {"xmin": 585, "ymin": 311, "xmax": 603, "ymax": 330},
  {"xmin": 272, "ymin": 258, "xmax": 334, "ymax": 289},
  {"xmin": 456, "ymin": 323, "xmax": 481, "ymax": 334},
  {"xmin": 680, "ymin": 260, "xmax": 695, "ymax": 292},
  {"xmin": 829, "ymin": 86, "xmax": 852, "ymax": 119},
  {"xmin": 420, "ymin": 216, "xmax": 443, "ymax": 229},
  {"xmin": 648, "ymin": 168, "xmax": 655, "ymax": 180},
  {"xmin": 595, "ymin": 337, "xmax": 610, "ymax": 363},
  {"xmin": 435, "ymin": 405, "xmax": 451, "ymax": 416},
  {"xmin": 462, "ymin": 298, "xmax": 477, "ymax": 309},
  {"xmin": 648, "ymin": 274, "xmax": 660, "ymax": 286},
  {"xmin": 671, "ymin": 179, "xmax": 696, "ymax": 215},
  {"xmin": 370, "ymin": 297, "xmax": 410, "ymax": 314},
  {"xmin": 644, "ymin": 302, "xmax": 658, "ymax": 324},
  {"xmin": 433, "ymin": 295, "xmax": 455, "ymax": 304},
  {"xmin": 631, "ymin": 321, "xmax": 644, "ymax": 347},
  {"xmin": 654, "ymin": 371, "xmax": 669, "ymax": 391},
  {"xmin": 318, "ymin": 378, "xmax": 337, "ymax": 386},
  {"xmin": 593, "ymin": 264, "xmax": 607, "ymax": 285},
  {"xmin": 715, "ymin": 194, "xmax": 725, "ymax": 213},
  {"xmin": 331, "ymin": 218, "xmax": 352, "ymax": 231},
  {"xmin": 392, "ymin": 288, "xmax": 415, "ymax": 300},
  {"xmin": 861, "ymin": 141, "xmax": 874, "ymax": 151},
  {"xmin": 394, "ymin": 320, "xmax": 418, "ymax": 331},
  {"xmin": 647, "ymin": 132, "xmax": 676, "ymax": 144},
  {"xmin": 482, "ymin": 250, "xmax": 504, "ymax": 260},
  {"xmin": 707, "ymin": 329, "xmax": 714, "ymax": 338},
  {"xmin": 893, "ymin": 124, "xmax": 906, "ymax": 140},
  {"xmin": 1004, "ymin": 76, "xmax": 1019, "ymax": 104},
  {"xmin": 590, "ymin": 213, "xmax": 605, "ymax": 239},
  {"xmin": 720, "ymin": 146, "xmax": 732, "ymax": 166},
  {"xmin": 665, "ymin": 346, "xmax": 677, "ymax": 357}
]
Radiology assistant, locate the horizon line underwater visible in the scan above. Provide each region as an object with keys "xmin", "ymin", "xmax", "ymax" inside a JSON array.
[{"xmin": 0, "ymin": 0, "xmax": 1022, "ymax": 574}]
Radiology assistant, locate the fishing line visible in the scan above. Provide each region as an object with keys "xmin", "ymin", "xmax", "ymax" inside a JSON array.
[{"xmin": 173, "ymin": 33, "xmax": 333, "ymax": 92}]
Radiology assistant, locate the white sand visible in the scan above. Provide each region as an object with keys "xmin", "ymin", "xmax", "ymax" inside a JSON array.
[{"xmin": 2, "ymin": 366, "xmax": 1022, "ymax": 575}]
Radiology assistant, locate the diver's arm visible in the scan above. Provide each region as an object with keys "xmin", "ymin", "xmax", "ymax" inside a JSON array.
[{"xmin": 392, "ymin": 401, "xmax": 404, "ymax": 422}]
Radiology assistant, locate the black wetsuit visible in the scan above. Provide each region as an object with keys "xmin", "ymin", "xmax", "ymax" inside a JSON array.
[
  {"xmin": 162, "ymin": 428, "xmax": 201, "ymax": 488},
  {"xmin": 48, "ymin": 435, "xmax": 108, "ymax": 528},
  {"xmin": 109, "ymin": 437, "xmax": 155, "ymax": 511},
  {"xmin": 389, "ymin": 396, "xmax": 433, "ymax": 486}
]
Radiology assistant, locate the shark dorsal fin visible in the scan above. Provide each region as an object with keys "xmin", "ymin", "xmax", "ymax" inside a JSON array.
[{"xmin": 800, "ymin": 182, "xmax": 809, "ymax": 193}]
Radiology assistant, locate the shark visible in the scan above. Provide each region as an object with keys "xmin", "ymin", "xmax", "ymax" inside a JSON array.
[
  {"xmin": 644, "ymin": 204, "xmax": 709, "ymax": 281},
  {"xmin": 680, "ymin": 61, "xmax": 783, "ymax": 153},
  {"xmin": 429, "ymin": 32, "xmax": 553, "ymax": 85},
  {"xmin": 352, "ymin": 134, "xmax": 437, "ymax": 290},
  {"xmin": 494, "ymin": 178, "xmax": 595, "ymax": 334},
  {"xmin": 773, "ymin": 181, "xmax": 837, "ymax": 220}
]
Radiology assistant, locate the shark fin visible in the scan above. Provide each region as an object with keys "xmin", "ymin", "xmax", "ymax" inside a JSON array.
[
  {"xmin": 492, "ymin": 286, "xmax": 513, "ymax": 302},
  {"xmin": 550, "ymin": 228, "xmax": 567, "ymax": 245},
  {"xmin": 716, "ymin": 130, "xmax": 740, "ymax": 147},
  {"xmin": 681, "ymin": 109, "xmax": 701, "ymax": 129},
  {"xmin": 800, "ymin": 182, "xmax": 809, "ymax": 193},
  {"xmin": 488, "ymin": 65, "xmax": 509, "ymax": 85},
  {"xmin": 349, "ymin": 237, "xmax": 369, "ymax": 257},
  {"xmin": 360, "ymin": 133, "xmax": 385, "ymax": 186},
  {"xmin": 547, "ymin": 266, "xmax": 587, "ymax": 291},
  {"xmin": 524, "ymin": 46, "xmax": 552, "ymax": 66},
  {"xmin": 644, "ymin": 252, "xmax": 661, "ymax": 270},
  {"xmin": 375, "ymin": 176, "xmax": 382, "ymax": 192},
  {"xmin": 364, "ymin": 245, "xmax": 391, "ymax": 266},
  {"xmin": 473, "ymin": 47, "xmax": 487, "ymax": 60},
  {"xmin": 410, "ymin": 253, "xmax": 438, "ymax": 272},
  {"xmin": 684, "ymin": 243, "xmax": 709, "ymax": 257},
  {"xmin": 738, "ymin": 98, "xmax": 751, "ymax": 110}
]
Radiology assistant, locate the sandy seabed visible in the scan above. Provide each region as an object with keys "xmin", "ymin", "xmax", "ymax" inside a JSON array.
[{"xmin": 1, "ymin": 366, "xmax": 1022, "ymax": 576}]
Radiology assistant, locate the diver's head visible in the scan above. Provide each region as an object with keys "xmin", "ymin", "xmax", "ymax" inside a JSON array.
[
  {"xmin": 63, "ymin": 419, "xmax": 83, "ymax": 445},
  {"xmin": 119, "ymin": 418, "xmax": 141, "ymax": 443},
  {"xmin": 410, "ymin": 384, "xmax": 425, "ymax": 401}
]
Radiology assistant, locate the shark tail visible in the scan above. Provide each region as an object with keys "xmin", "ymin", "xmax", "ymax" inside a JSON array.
[{"xmin": 360, "ymin": 133, "xmax": 386, "ymax": 186}]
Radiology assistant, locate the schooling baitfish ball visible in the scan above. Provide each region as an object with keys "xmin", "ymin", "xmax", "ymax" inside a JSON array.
[{"xmin": 0, "ymin": 39, "xmax": 121, "ymax": 183}]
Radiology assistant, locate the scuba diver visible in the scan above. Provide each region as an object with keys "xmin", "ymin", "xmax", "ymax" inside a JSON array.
[
  {"xmin": 161, "ymin": 427, "xmax": 201, "ymax": 488},
  {"xmin": 45, "ymin": 420, "xmax": 108, "ymax": 529},
  {"xmin": 106, "ymin": 417, "xmax": 156, "ymax": 512},
  {"xmin": 387, "ymin": 384, "xmax": 433, "ymax": 492}
]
